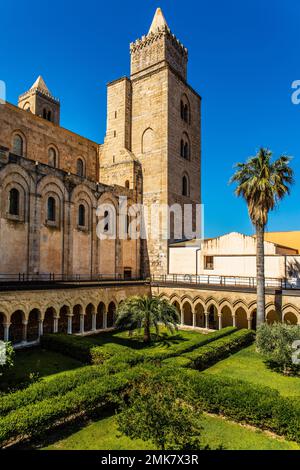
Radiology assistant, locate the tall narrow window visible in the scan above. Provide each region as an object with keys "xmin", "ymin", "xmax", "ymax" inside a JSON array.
[
  {"xmin": 78, "ymin": 204, "xmax": 85, "ymax": 227},
  {"xmin": 47, "ymin": 110, "xmax": 52, "ymax": 121},
  {"xmin": 182, "ymin": 175, "xmax": 190, "ymax": 197},
  {"xmin": 43, "ymin": 109, "xmax": 47, "ymax": 119},
  {"xmin": 48, "ymin": 147, "xmax": 57, "ymax": 167},
  {"xmin": 9, "ymin": 188, "xmax": 19, "ymax": 216},
  {"xmin": 47, "ymin": 197, "xmax": 56, "ymax": 222},
  {"xmin": 12, "ymin": 134, "xmax": 23, "ymax": 156},
  {"xmin": 76, "ymin": 158, "xmax": 84, "ymax": 177},
  {"xmin": 104, "ymin": 210, "xmax": 109, "ymax": 232}
]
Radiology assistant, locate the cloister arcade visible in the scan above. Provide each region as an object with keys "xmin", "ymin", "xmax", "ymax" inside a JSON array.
[
  {"xmin": 0, "ymin": 299, "xmax": 119, "ymax": 345},
  {"xmin": 158, "ymin": 293, "xmax": 300, "ymax": 330},
  {"xmin": 0, "ymin": 283, "xmax": 300, "ymax": 346}
]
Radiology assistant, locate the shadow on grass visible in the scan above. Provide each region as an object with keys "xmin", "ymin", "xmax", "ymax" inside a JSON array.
[
  {"xmin": 0, "ymin": 347, "xmax": 83, "ymax": 394},
  {"xmin": 12, "ymin": 409, "xmax": 115, "ymax": 450},
  {"xmin": 263, "ymin": 359, "xmax": 300, "ymax": 377},
  {"xmin": 85, "ymin": 330, "xmax": 189, "ymax": 351}
]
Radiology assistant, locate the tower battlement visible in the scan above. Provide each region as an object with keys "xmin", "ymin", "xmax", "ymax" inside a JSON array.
[{"xmin": 130, "ymin": 8, "xmax": 188, "ymax": 81}]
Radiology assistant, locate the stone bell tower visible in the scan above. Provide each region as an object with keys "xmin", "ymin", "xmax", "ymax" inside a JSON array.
[
  {"xmin": 18, "ymin": 75, "xmax": 60, "ymax": 125},
  {"xmin": 100, "ymin": 8, "xmax": 201, "ymax": 276}
]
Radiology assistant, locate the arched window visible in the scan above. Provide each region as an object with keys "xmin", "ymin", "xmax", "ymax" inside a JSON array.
[
  {"xmin": 47, "ymin": 111, "xmax": 51, "ymax": 121},
  {"xmin": 12, "ymin": 134, "xmax": 24, "ymax": 156},
  {"xmin": 47, "ymin": 197, "xmax": 56, "ymax": 222},
  {"xmin": 23, "ymin": 102, "xmax": 31, "ymax": 112},
  {"xmin": 76, "ymin": 158, "xmax": 85, "ymax": 177},
  {"xmin": 180, "ymin": 100, "xmax": 185, "ymax": 120},
  {"xmin": 104, "ymin": 210, "xmax": 109, "ymax": 232},
  {"xmin": 43, "ymin": 109, "xmax": 47, "ymax": 119},
  {"xmin": 180, "ymin": 134, "xmax": 190, "ymax": 160},
  {"xmin": 9, "ymin": 188, "xmax": 20, "ymax": 216},
  {"xmin": 180, "ymin": 95, "xmax": 190, "ymax": 124},
  {"xmin": 180, "ymin": 140, "xmax": 184, "ymax": 158},
  {"xmin": 48, "ymin": 147, "xmax": 57, "ymax": 168},
  {"xmin": 182, "ymin": 175, "xmax": 190, "ymax": 197},
  {"xmin": 78, "ymin": 204, "xmax": 85, "ymax": 227},
  {"xmin": 125, "ymin": 180, "xmax": 130, "ymax": 189},
  {"xmin": 184, "ymin": 142, "xmax": 190, "ymax": 160}
]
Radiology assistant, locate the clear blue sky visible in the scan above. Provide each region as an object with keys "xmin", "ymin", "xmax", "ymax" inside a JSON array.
[{"xmin": 2, "ymin": 0, "xmax": 300, "ymax": 238}]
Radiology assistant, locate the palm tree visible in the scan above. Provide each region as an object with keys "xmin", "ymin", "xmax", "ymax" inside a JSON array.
[
  {"xmin": 230, "ymin": 148, "xmax": 294, "ymax": 327},
  {"xmin": 115, "ymin": 295, "xmax": 180, "ymax": 343}
]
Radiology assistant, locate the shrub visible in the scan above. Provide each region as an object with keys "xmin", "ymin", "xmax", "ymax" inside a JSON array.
[
  {"xmin": 117, "ymin": 372, "xmax": 205, "ymax": 450},
  {"xmin": 41, "ymin": 327, "xmax": 237, "ymax": 367},
  {"xmin": 181, "ymin": 329, "xmax": 255, "ymax": 370},
  {"xmin": 0, "ymin": 342, "xmax": 14, "ymax": 376},
  {"xmin": 0, "ymin": 365, "xmax": 149, "ymax": 447},
  {"xmin": 172, "ymin": 369, "xmax": 300, "ymax": 443},
  {"xmin": 256, "ymin": 323, "xmax": 300, "ymax": 374}
]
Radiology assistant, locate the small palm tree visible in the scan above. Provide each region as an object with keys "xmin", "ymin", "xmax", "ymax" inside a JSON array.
[
  {"xmin": 230, "ymin": 148, "xmax": 294, "ymax": 327},
  {"xmin": 115, "ymin": 295, "xmax": 180, "ymax": 343}
]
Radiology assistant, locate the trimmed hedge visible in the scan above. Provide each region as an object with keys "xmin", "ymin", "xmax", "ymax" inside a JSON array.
[
  {"xmin": 0, "ymin": 365, "xmax": 151, "ymax": 447},
  {"xmin": 41, "ymin": 327, "xmax": 237, "ymax": 367},
  {"xmin": 173, "ymin": 369, "xmax": 300, "ymax": 443},
  {"xmin": 177, "ymin": 329, "xmax": 255, "ymax": 370},
  {"xmin": 0, "ymin": 362, "xmax": 129, "ymax": 418}
]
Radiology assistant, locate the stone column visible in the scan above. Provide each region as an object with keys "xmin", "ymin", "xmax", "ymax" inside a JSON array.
[
  {"xmin": 247, "ymin": 318, "xmax": 252, "ymax": 330},
  {"xmin": 22, "ymin": 320, "xmax": 28, "ymax": 343},
  {"xmin": 232, "ymin": 315, "xmax": 236, "ymax": 328},
  {"xmin": 218, "ymin": 314, "xmax": 222, "ymax": 330},
  {"xmin": 92, "ymin": 314, "xmax": 97, "ymax": 332},
  {"xmin": 67, "ymin": 315, "xmax": 73, "ymax": 335},
  {"xmin": 103, "ymin": 312, "xmax": 107, "ymax": 329},
  {"xmin": 80, "ymin": 315, "xmax": 85, "ymax": 334},
  {"xmin": 3, "ymin": 323, "xmax": 10, "ymax": 342},
  {"xmin": 38, "ymin": 320, "xmax": 44, "ymax": 338},
  {"xmin": 205, "ymin": 311, "xmax": 209, "ymax": 329},
  {"xmin": 181, "ymin": 308, "xmax": 184, "ymax": 326},
  {"xmin": 53, "ymin": 317, "xmax": 59, "ymax": 334},
  {"xmin": 192, "ymin": 310, "xmax": 196, "ymax": 328}
]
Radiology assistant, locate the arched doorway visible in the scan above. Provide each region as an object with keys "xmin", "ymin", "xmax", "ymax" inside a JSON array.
[
  {"xmin": 107, "ymin": 302, "xmax": 116, "ymax": 328},
  {"xmin": 182, "ymin": 302, "xmax": 193, "ymax": 326},
  {"xmin": 27, "ymin": 309, "xmax": 40, "ymax": 342},
  {"xmin": 10, "ymin": 310, "xmax": 24, "ymax": 344},
  {"xmin": 195, "ymin": 303, "xmax": 205, "ymax": 327},
  {"xmin": 72, "ymin": 305, "xmax": 82, "ymax": 333},
  {"xmin": 85, "ymin": 304, "xmax": 95, "ymax": 331},
  {"xmin": 221, "ymin": 306, "xmax": 233, "ymax": 328},
  {"xmin": 208, "ymin": 305, "xmax": 217, "ymax": 330},
  {"xmin": 44, "ymin": 307, "xmax": 55, "ymax": 334},
  {"xmin": 97, "ymin": 302, "xmax": 105, "ymax": 329},
  {"xmin": 250, "ymin": 310, "xmax": 257, "ymax": 330},
  {"xmin": 172, "ymin": 301, "xmax": 181, "ymax": 323},
  {"xmin": 58, "ymin": 306, "xmax": 69, "ymax": 334},
  {"xmin": 284, "ymin": 312, "xmax": 298, "ymax": 325},
  {"xmin": 266, "ymin": 310, "xmax": 281, "ymax": 325},
  {"xmin": 235, "ymin": 307, "xmax": 248, "ymax": 329}
]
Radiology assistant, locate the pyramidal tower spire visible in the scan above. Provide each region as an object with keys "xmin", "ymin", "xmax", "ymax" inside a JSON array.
[
  {"xmin": 30, "ymin": 75, "xmax": 52, "ymax": 96},
  {"xmin": 18, "ymin": 75, "xmax": 60, "ymax": 125},
  {"xmin": 148, "ymin": 7, "xmax": 169, "ymax": 34},
  {"xmin": 130, "ymin": 7, "xmax": 188, "ymax": 81}
]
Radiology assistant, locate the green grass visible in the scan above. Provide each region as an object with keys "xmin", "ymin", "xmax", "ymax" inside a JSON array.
[
  {"xmin": 0, "ymin": 348, "xmax": 83, "ymax": 393},
  {"xmin": 84, "ymin": 327, "xmax": 208, "ymax": 351},
  {"xmin": 206, "ymin": 344, "xmax": 300, "ymax": 397},
  {"xmin": 41, "ymin": 413, "xmax": 300, "ymax": 451}
]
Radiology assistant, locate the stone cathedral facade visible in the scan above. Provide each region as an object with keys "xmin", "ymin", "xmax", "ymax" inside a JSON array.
[{"xmin": 0, "ymin": 8, "xmax": 201, "ymax": 279}]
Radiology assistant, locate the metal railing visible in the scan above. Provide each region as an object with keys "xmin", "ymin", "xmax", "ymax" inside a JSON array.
[
  {"xmin": 151, "ymin": 274, "xmax": 300, "ymax": 290},
  {"xmin": 0, "ymin": 273, "xmax": 144, "ymax": 283}
]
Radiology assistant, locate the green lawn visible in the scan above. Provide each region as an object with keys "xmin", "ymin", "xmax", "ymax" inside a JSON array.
[
  {"xmin": 206, "ymin": 344, "xmax": 300, "ymax": 397},
  {"xmin": 84, "ymin": 327, "xmax": 208, "ymax": 351},
  {"xmin": 0, "ymin": 348, "xmax": 83, "ymax": 393},
  {"xmin": 42, "ymin": 413, "xmax": 299, "ymax": 451}
]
